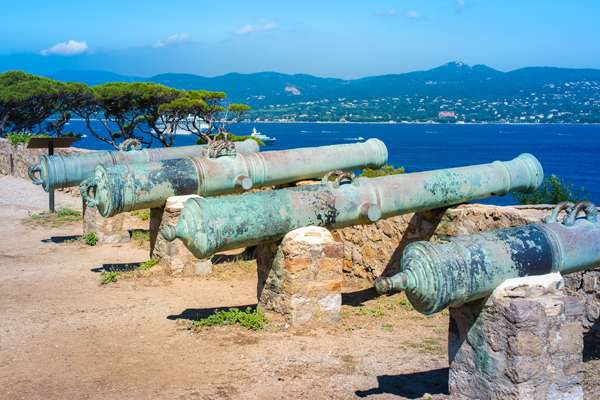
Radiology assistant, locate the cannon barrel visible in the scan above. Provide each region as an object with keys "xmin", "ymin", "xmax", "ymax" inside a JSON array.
[
  {"xmin": 162, "ymin": 153, "xmax": 543, "ymax": 259},
  {"xmin": 83, "ymin": 139, "xmax": 388, "ymax": 217},
  {"xmin": 28, "ymin": 139, "xmax": 260, "ymax": 192},
  {"xmin": 375, "ymin": 201, "xmax": 600, "ymax": 315}
]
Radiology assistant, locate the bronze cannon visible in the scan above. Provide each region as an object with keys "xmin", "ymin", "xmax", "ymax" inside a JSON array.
[
  {"xmin": 28, "ymin": 139, "xmax": 260, "ymax": 192},
  {"xmin": 162, "ymin": 154, "xmax": 544, "ymax": 259},
  {"xmin": 375, "ymin": 201, "xmax": 600, "ymax": 314},
  {"xmin": 82, "ymin": 139, "xmax": 388, "ymax": 217}
]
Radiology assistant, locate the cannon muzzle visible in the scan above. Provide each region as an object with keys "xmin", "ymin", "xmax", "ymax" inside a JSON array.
[{"xmin": 164, "ymin": 153, "xmax": 544, "ymax": 259}]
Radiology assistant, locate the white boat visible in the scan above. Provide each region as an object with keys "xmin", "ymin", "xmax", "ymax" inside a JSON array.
[
  {"xmin": 250, "ymin": 127, "xmax": 276, "ymax": 142},
  {"xmin": 159, "ymin": 117, "xmax": 210, "ymax": 135}
]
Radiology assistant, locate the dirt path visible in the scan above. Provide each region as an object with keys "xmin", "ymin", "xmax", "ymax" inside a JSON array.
[{"xmin": 0, "ymin": 175, "xmax": 598, "ymax": 399}]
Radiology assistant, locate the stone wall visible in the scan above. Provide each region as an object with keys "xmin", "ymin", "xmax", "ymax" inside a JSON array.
[{"xmin": 332, "ymin": 204, "xmax": 550, "ymax": 280}]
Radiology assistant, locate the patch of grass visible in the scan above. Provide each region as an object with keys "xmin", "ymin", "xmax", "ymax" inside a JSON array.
[
  {"xmin": 357, "ymin": 307, "xmax": 386, "ymax": 318},
  {"xmin": 100, "ymin": 271, "xmax": 119, "ymax": 284},
  {"xmin": 29, "ymin": 207, "xmax": 81, "ymax": 227},
  {"xmin": 192, "ymin": 307, "xmax": 266, "ymax": 331},
  {"xmin": 137, "ymin": 258, "xmax": 158, "ymax": 271},
  {"xmin": 382, "ymin": 323, "xmax": 394, "ymax": 332},
  {"xmin": 131, "ymin": 209, "xmax": 150, "ymax": 221},
  {"xmin": 83, "ymin": 231, "xmax": 98, "ymax": 246},
  {"xmin": 132, "ymin": 229, "xmax": 150, "ymax": 241}
]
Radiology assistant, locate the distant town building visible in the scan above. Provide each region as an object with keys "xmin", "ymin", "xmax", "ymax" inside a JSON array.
[{"xmin": 438, "ymin": 111, "xmax": 456, "ymax": 119}]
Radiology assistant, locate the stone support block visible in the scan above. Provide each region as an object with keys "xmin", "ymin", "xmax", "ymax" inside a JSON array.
[
  {"xmin": 448, "ymin": 273, "xmax": 584, "ymax": 400},
  {"xmin": 82, "ymin": 199, "xmax": 130, "ymax": 244},
  {"xmin": 151, "ymin": 195, "xmax": 212, "ymax": 276},
  {"xmin": 256, "ymin": 226, "xmax": 343, "ymax": 326}
]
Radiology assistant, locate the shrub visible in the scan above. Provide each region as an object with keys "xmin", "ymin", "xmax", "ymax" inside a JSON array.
[
  {"xmin": 514, "ymin": 175, "xmax": 587, "ymax": 205},
  {"xmin": 83, "ymin": 231, "xmax": 98, "ymax": 246},
  {"xmin": 100, "ymin": 271, "xmax": 119, "ymax": 284},
  {"xmin": 193, "ymin": 307, "xmax": 266, "ymax": 331},
  {"xmin": 361, "ymin": 164, "xmax": 405, "ymax": 178},
  {"xmin": 7, "ymin": 132, "xmax": 49, "ymax": 146}
]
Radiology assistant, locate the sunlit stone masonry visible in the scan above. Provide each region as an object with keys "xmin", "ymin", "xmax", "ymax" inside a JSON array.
[
  {"xmin": 256, "ymin": 226, "xmax": 343, "ymax": 326},
  {"xmin": 448, "ymin": 273, "xmax": 584, "ymax": 400}
]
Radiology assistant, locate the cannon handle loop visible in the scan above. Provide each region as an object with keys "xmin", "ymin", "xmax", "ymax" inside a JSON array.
[
  {"xmin": 544, "ymin": 201, "xmax": 575, "ymax": 224},
  {"xmin": 28, "ymin": 164, "xmax": 43, "ymax": 185},
  {"xmin": 119, "ymin": 138, "xmax": 142, "ymax": 152},
  {"xmin": 80, "ymin": 177, "xmax": 99, "ymax": 208},
  {"xmin": 563, "ymin": 201, "xmax": 598, "ymax": 226},
  {"xmin": 322, "ymin": 170, "xmax": 355, "ymax": 189}
]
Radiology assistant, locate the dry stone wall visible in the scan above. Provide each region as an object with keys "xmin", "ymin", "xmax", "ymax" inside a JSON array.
[{"xmin": 332, "ymin": 204, "xmax": 550, "ymax": 280}]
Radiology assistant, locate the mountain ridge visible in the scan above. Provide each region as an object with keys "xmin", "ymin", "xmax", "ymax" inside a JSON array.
[{"xmin": 40, "ymin": 62, "xmax": 600, "ymax": 107}]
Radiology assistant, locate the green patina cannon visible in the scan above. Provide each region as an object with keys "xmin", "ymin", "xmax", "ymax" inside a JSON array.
[
  {"xmin": 375, "ymin": 201, "xmax": 600, "ymax": 315},
  {"xmin": 28, "ymin": 139, "xmax": 260, "ymax": 192},
  {"xmin": 81, "ymin": 139, "xmax": 388, "ymax": 217},
  {"xmin": 162, "ymin": 153, "xmax": 544, "ymax": 259}
]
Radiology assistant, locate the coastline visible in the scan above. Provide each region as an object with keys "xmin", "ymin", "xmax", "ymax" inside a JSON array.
[{"xmin": 244, "ymin": 121, "xmax": 600, "ymax": 126}]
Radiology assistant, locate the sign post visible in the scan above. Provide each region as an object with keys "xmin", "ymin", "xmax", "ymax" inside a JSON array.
[{"xmin": 27, "ymin": 137, "xmax": 78, "ymax": 213}]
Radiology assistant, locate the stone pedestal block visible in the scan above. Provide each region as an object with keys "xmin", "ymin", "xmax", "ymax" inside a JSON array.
[
  {"xmin": 448, "ymin": 273, "xmax": 584, "ymax": 400},
  {"xmin": 151, "ymin": 195, "xmax": 212, "ymax": 276},
  {"xmin": 82, "ymin": 200, "xmax": 130, "ymax": 244},
  {"xmin": 256, "ymin": 226, "xmax": 343, "ymax": 326},
  {"xmin": 563, "ymin": 267, "xmax": 600, "ymax": 359}
]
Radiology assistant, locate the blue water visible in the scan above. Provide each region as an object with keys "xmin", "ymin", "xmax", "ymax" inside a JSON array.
[{"xmin": 67, "ymin": 121, "xmax": 600, "ymax": 205}]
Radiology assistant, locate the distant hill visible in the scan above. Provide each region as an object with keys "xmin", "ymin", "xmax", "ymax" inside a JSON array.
[
  {"xmin": 46, "ymin": 62, "xmax": 600, "ymax": 108},
  {"xmin": 48, "ymin": 70, "xmax": 138, "ymax": 86}
]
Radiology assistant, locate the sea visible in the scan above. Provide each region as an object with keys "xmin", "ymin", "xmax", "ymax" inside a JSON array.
[{"xmin": 66, "ymin": 121, "xmax": 600, "ymax": 206}]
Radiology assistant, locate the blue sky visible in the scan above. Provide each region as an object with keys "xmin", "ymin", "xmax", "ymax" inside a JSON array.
[{"xmin": 0, "ymin": 0, "xmax": 598, "ymax": 78}]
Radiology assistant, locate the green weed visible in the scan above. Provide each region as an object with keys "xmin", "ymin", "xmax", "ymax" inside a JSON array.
[
  {"xmin": 131, "ymin": 209, "xmax": 150, "ymax": 221},
  {"xmin": 83, "ymin": 231, "xmax": 98, "ymax": 246},
  {"xmin": 137, "ymin": 258, "xmax": 158, "ymax": 271},
  {"xmin": 192, "ymin": 307, "xmax": 266, "ymax": 331},
  {"xmin": 100, "ymin": 271, "xmax": 119, "ymax": 284}
]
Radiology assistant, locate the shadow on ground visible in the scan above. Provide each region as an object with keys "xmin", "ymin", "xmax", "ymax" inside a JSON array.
[
  {"xmin": 41, "ymin": 235, "xmax": 81, "ymax": 244},
  {"xmin": 355, "ymin": 368, "xmax": 449, "ymax": 399},
  {"xmin": 342, "ymin": 287, "xmax": 379, "ymax": 307},
  {"xmin": 167, "ymin": 304, "xmax": 257, "ymax": 321},
  {"xmin": 211, "ymin": 247, "xmax": 257, "ymax": 265},
  {"xmin": 91, "ymin": 262, "xmax": 142, "ymax": 273}
]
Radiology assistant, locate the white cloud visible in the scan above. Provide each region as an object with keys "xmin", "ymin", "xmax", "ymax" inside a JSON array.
[
  {"xmin": 153, "ymin": 33, "xmax": 190, "ymax": 48},
  {"xmin": 235, "ymin": 22, "xmax": 277, "ymax": 35},
  {"xmin": 406, "ymin": 10, "xmax": 420, "ymax": 18},
  {"xmin": 40, "ymin": 40, "xmax": 88, "ymax": 56}
]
